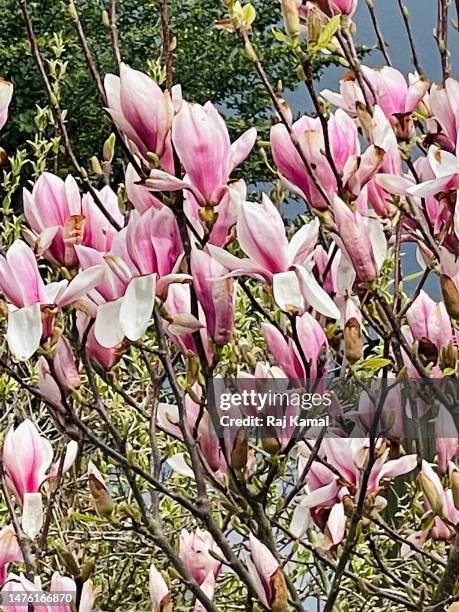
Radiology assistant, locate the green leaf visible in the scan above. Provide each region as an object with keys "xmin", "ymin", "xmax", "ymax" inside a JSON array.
[
  {"xmin": 361, "ymin": 357, "xmax": 392, "ymax": 372},
  {"xmin": 241, "ymin": 3, "xmax": 256, "ymax": 26},
  {"xmin": 317, "ymin": 15, "xmax": 341, "ymax": 49}
]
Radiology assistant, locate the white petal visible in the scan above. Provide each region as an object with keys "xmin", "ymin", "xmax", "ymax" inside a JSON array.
[
  {"xmin": 94, "ymin": 298, "xmax": 125, "ymax": 348},
  {"xmin": 120, "ymin": 274, "xmax": 156, "ymax": 342},
  {"xmin": 22, "ymin": 492, "xmax": 43, "ymax": 539},
  {"xmin": 7, "ymin": 304, "xmax": 42, "ymax": 361},
  {"xmin": 272, "ymin": 271, "xmax": 305, "ymax": 314},
  {"xmin": 290, "ymin": 499, "xmax": 312, "ymax": 538},
  {"xmin": 454, "ymin": 195, "xmax": 459, "ymax": 241},
  {"xmin": 295, "ymin": 267, "xmax": 340, "ymax": 319},
  {"xmin": 166, "ymin": 453, "xmax": 195, "ymax": 478},
  {"xmin": 366, "ymin": 218, "xmax": 387, "ymax": 271}
]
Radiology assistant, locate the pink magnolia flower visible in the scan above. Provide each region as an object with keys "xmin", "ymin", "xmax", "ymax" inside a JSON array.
[
  {"xmin": 429, "ymin": 78, "xmax": 459, "ymax": 150},
  {"xmin": 209, "ymin": 195, "xmax": 339, "ymax": 318},
  {"xmin": 149, "ymin": 564, "xmax": 170, "ymax": 612},
  {"xmin": 376, "ymin": 155, "xmax": 452, "ymax": 234},
  {"xmin": 246, "ymin": 535, "xmax": 287, "ymax": 609},
  {"xmin": 405, "ymin": 290, "xmax": 452, "ymax": 351},
  {"xmin": 291, "ymin": 438, "xmax": 417, "ymax": 541},
  {"xmin": 105, "ymin": 63, "xmax": 174, "ymax": 168},
  {"xmin": 435, "ymin": 406, "xmax": 459, "ymax": 474},
  {"xmin": 440, "ymin": 247, "xmax": 459, "ymax": 319},
  {"xmin": 3, "ymin": 420, "xmax": 77, "ymax": 538},
  {"xmin": 0, "ymin": 241, "xmax": 105, "ymax": 360},
  {"xmin": 1, "ymin": 572, "xmax": 95, "ymax": 612},
  {"xmin": 1, "ymin": 573, "xmax": 44, "ymax": 612},
  {"xmin": 158, "ymin": 389, "xmax": 223, "ymax": 475},
  {"xmin": 401, "ymin": 291, "xmax": 453, "ymax": 377},
  {"xmin": 261, "ymin": 312, "xmax": 328, "ymax": 383},
  {"xmin": 0, "ymin": 526, "xmax": 22, "ymax": 588},
  {"xmin": 146, "ymin": 101, "xmax": 257, "ymax": 206},
  {"xmin": 407, "ymin": 145, "xmax": 459, "ymax": 198},
  {"xmin": 270, "ymin": 109, "xmax": 359, "ymax": 209},
  {"xmin": 311, "ymin": 0, "xmax": 358, "ymax": 16},
  {"xmin": 179, "ymin": 529, "xmax": 222, "ymax": 586},
  {"xmin": 76, "ymin": 206, "xmax": 186, "ymax": 348},
  {"xmin": 190, "ymin": 246, "xmax": 234, "ymax": 345},
  {"xmin": 37, "ymin": 337, "xmax": 80, "ymax": 408},
  {"xmin": 323, "ymin": 68, "xmax": 428, "ymax": 137},
  {"xmin": 23, "ymin": 173, "xmax": 123, "ymax": 267},
  {"xmin": 332, "ymin": 195, "xmax": 387, "ymax": 283},
  {"xmin": 0, "ymin": 78, "xmax": 13, "ymax": 129},
  {"xmin": 163, "ymin": 283, "xmax": 209, "ymax": 357},
  {"xmin": 419, "ymin": 461, "xmax": 459, "ymax": 541}
]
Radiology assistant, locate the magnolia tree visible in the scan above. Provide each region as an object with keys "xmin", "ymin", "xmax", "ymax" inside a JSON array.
[{"xmin": 1, "ymin": 0, "xmax": 459, "ymax": 610}]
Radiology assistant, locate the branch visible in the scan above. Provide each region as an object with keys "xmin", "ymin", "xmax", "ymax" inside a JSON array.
[{"xmin": 17, "ymin": 0, "xmax": 122, "ymax": 231}]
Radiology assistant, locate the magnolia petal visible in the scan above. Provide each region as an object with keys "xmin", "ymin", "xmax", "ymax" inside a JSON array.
[
  {"xmin": 327, "ymin": 502, "xmax": 346, "ymax": 546},
  {"xmin": 145, "ymin": 170, "xmax": 205, "ymax": 204},
  {"xmin": 22, "ymin": 492, "xmax": 43, "ymax": 539},
  {"xmin": 379, "ymin": 454, "xmax": 417, "ymax": 480},
  {"xmin": 375, "ymin": 173, "xmax": 414, "ymax": 195},
  {"xmin": 120, "ymin": 274, "xmax": 156, "ymax": 341},
  {"xmin": 168, "ymin": 313, "xmax": 204, "ymax": 335},
  {"xmin": 290, "ymin": 498, "xmax": 313, "ymax": 538},
  {"xmin": 229, "ymin": 127, "xmax": 257, "ymax": 171},
  {"xmin": 57, "ymin": 264, "xmax": 106, "ymax": 307},
  {"xmin": 94, "ymin": 298, "xmax": 125, "ymax": 348},
  {"xmin": 272, "ymin": 271, "xmax": 305, "ymax": 314},
  {"xmin": 294, "ymin": 266, "xmax": 340, "ymax": 319},
  {"xmin": 7, "ymin": 304, "xmax": 42, "ymax": 361},
  {"xmin": 166, "ymin": 453, "xmax": 195, "ymax": 478},
  {"xmin": 366, "ymin": 217, "xmax": 387, "ymax": 271}
]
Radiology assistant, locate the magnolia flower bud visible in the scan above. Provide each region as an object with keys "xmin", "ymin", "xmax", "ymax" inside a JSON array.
[
  {"xmin": 270, "ymin": 568, "xmax": 289, "ymax": 612},
  {"xmin": 0, "ymin": 147, "xmax": 8, "ymax": 166},
  {"xmin": 451, "ymin": 469, "xmax": 459, "ymax": 511},
  {"xmin": 418, "ymin": 472, "xmax": 443, "ymax": 516},
  {"xmin": 441, "ymin": 274, "xmax": 459, "ymax": 320},
  {"xmin": 231, "ymin": 428, "xmax": 248, "ymax": 471},
  {"xmin": 344, "ymin": 317, "xmax": 362, "ymax": 364},
  {"xmin": 281, "ymin": 0, "xmax": 300, "ymax": 39},
  {"xmin": 262, "ymin": 434, "xmax": 281, "ymax": 456},
  {"xmin": 88, "ymin": 463, "xmax": 114, "ymax": 517}
]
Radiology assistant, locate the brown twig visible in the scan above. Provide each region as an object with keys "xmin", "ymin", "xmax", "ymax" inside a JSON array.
[
  {"xmin": 17, "ymin": 0, "xmax": 122, "ymax": 231},
  {"xmin": 397, "ymin": 0, "xmax": 423, "ymax": 74},
  {"xmin": 109, "ymin": 0, "xmax": 122, "ymax": 67},
  {"xmin": 365, "ymin": 0, "xmax": 392, "ymax": 65}
]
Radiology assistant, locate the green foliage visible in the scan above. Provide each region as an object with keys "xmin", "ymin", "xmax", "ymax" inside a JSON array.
[{"xmin": 0, "ymin": 0, "xmax": 334, "ymax": 183}]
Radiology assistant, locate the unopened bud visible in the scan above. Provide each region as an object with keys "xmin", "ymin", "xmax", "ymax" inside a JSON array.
[
  {"xmin": 243, "ymin": 40, "xmax": 258, "ymax": 62},
  {"xmin": 344, "ymin": 317, "xmax": 362, "ymax": 364},
  {"xmin": 418, "ymin": 472, "xmax": 443, "ymax": 516},
  {"xmin": 68, "ymin": 1, "xmax": 78, "ymax": 21},
  {"xmin": 270, "ymin": 568, "xmax": 288, "ymax": 612},
  {"xmin": 56, "ymin": 544, "xmax": 80, "ymax": 577},
  {"xmin": 441, "ymin": 274, "xmax": 459, "ymax": 320},
  {"xmin": 281, "ymin": 0, "xmax": 300, "ymax": 39},
  {"xmin": 90, "ymin": 156, "xmax": 103, "ymax": 176},
  {"xmin": 102, "ymin": 10, "xmax": 110, "ymax": 27},
  {"xmin": 103, "ymin": 133, "xmax": 116, "ymax": 163},
  {"xmin": 262, "ymin": 434, "xmax": 281, "ymax": 456},
  {"xmin": 231, "ymin": 428, "xmax": 248, "ymax": 471},
  {"xmin": 451, "ymin": 470, "xmax": 459, "ymax": 511},
  {"xmin": 88, "ymin": 463, "xmax": 114, "ymax": 517},
  {"xmin": 0, "ymin": 147, "xmax": 8, "ymax": 166},
  {"xmin": 80, "ymin": 559, "xmax": 96, "ymax": 582}
]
